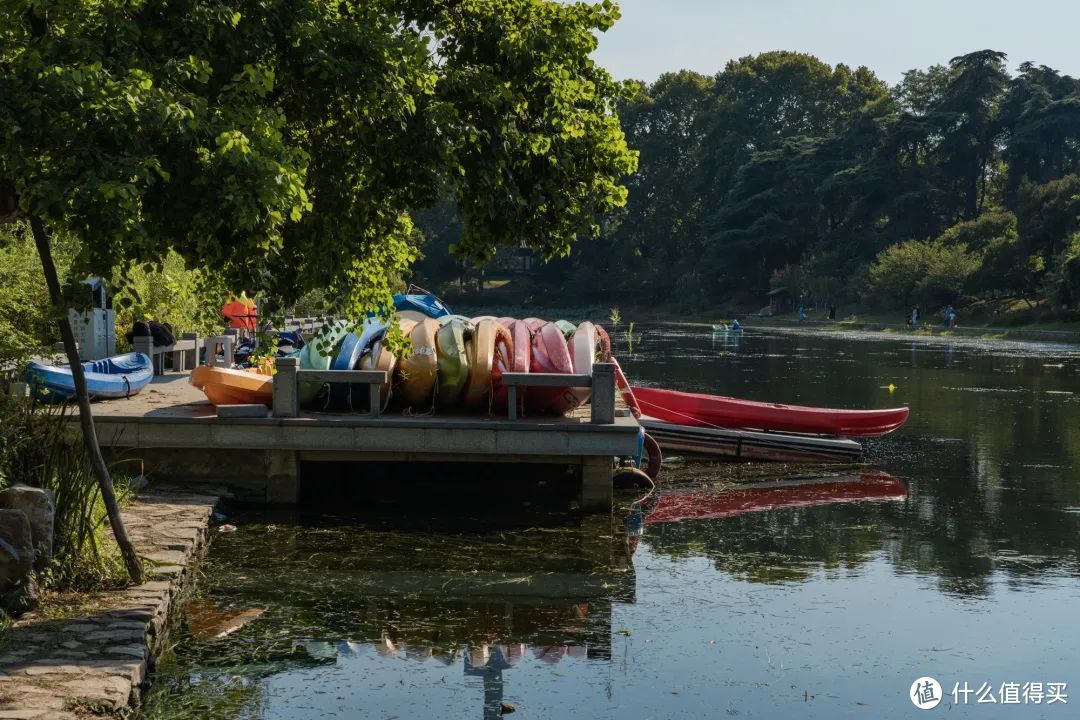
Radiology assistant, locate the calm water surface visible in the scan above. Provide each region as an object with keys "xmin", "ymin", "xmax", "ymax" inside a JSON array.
[{"xmin": 142, "ymin": 326, "xmax": 1080, "ymax": 719}]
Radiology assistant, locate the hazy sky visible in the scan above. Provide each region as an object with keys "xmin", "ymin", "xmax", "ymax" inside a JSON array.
[{"xmin": 592, "ymin": 0, "xmax": 1080, "ymax": 85}]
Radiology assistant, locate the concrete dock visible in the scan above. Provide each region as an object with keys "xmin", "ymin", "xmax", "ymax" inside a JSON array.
[{"xmin": 86, "ymin": 369, "xmax": 640, "ymax": 511}]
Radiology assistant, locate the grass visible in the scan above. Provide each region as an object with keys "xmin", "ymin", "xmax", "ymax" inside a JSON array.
[{"xmin": 0, "ymin": 395, "xmax": 136, "ymax": 595}]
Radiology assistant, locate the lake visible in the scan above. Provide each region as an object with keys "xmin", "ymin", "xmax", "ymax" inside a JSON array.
[{"xmin": 140, "ymin": 324, "xmax": 1080, "ymax": 719}]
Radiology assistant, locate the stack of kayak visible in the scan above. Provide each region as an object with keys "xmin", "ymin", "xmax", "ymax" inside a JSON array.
[
  {"xmin": 292, "ymin": 314, "xmax": 611, "ymax": 414},
  {"xmin": 189, "ymin": 290, "xmax": 613, "ymax": 415}
]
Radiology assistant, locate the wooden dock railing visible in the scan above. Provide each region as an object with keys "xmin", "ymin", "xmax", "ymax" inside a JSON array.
[
  {"xmin": 273, "ymin": 357, "xmax": 387, "ymax": 418},
  {"xmin": 132, "ymin": 332, "xmax": 205, "ymax": 376},
  {"xmin": 271, "ymin": 357, "xmax": 618, "ymax": 424},
  {"xmin": 502, "ymin": 363, "xmax": 615, "ymax": 423}
]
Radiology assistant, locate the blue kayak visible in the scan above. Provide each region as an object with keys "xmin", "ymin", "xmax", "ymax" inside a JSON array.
[
  {"xmin": 25, "ymin": 352, "xmax": 153, "ymax": 402},
  {"xmin": 392, "ymin": 292, "xmax": 452, "ymax": 319},
  {"xmin": 326, "ymin": 318, "xmax": 388, "ymax": 409}
]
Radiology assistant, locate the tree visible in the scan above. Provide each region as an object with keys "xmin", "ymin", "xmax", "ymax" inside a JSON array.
[
  {"xmin": 1000, "ymin": 63, "xmax": 1080, "ymax": 204},
  {"xmin": 0, "ymin": 0, "xmax": 636, "ymax": 582},
  {"xmin": 868, "ymin": 239, "xmax": 980, "ymax": 309},
  {"xmin": 935, "ymin": 50, "xmax": 1010, "ymax": 221}
]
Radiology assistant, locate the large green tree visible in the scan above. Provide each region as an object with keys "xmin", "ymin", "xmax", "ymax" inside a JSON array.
[{"xmin": 0, "ymin": 0, "xmax": 636, "ymax": 581}]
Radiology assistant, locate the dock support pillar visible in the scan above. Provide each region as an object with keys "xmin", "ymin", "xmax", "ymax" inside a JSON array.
[
  {"xmin": 579, "ymin": 456, "xmax": 612, "ymax": 512},
  {"xmin": 265, "ymin": 450, "xmax": 300, "ymax": 504}
]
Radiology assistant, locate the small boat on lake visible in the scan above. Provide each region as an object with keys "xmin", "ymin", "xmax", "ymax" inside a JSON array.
[{"xmin": 25, "ymin": 352, "xmax": 153, "ymax": 401}]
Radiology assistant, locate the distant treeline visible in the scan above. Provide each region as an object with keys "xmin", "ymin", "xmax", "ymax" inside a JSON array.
[{"xmin": 414, "ymin": 50, "xmax": 1080, "ymax": 315}]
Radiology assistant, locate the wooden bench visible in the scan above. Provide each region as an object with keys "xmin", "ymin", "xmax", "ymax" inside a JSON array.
[
  {"xmin": 273, "ymin": 357, "xmax": 386, "ymax": 418},
  {"xmin": 502, "ymin": 363, "xmax": 616, "ymax": 423}
]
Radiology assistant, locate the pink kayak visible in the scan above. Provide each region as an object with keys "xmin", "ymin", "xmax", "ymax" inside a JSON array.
[{"xmin": 526, "ymin": 320, "xmax": 577, "ymax": 414}]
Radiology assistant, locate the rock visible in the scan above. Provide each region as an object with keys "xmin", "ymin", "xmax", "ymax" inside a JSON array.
[
  {"xmin": 0, "ymin": 509, "xmax": 38, "ymax": 614},
  {"xmin": 500, "ymin": 703, "xmax": 516, "ymax": 714},
  {"xmin": 0, "ymin": 485, "xmax": 55, "ymax": 571}
]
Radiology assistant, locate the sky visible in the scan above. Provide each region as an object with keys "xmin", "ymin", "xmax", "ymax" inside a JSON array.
[{"xmin": 591, "ymin": 0, "xmax": 1080, "ymax": 85}]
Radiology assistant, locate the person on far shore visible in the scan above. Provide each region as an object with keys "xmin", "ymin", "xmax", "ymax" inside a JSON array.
[
  {"xmin": 798, "ymin": 305, "xmax": 807, "ymax": 322},
  {"xmin": 828, "ymin": 304, "xmax": 836, "ymax": 320},
  {"xmin": 944, "ymin": 305, "xmax": 956, "ymax": 328},
  {"xmin": 911, "ymin": 305, "xmax": 920, "ymax": 326}
]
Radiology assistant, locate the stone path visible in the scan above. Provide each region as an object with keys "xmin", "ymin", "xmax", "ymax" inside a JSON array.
[{"xmin": 0, "ymin": 487, "xmax": 219, "ymax": 718}]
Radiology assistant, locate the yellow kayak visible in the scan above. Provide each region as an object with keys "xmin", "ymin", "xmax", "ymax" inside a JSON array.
[
  {"xmin": 464, "ymin": 318, "xmax": 513, "ymax": 410},
  {"xmin": 359, "ymin": 327, "xmax": 400, "ymax": 412},
  {"xmin": 395, "ymin": 318, "xmax": 438, "ymax": 408}
]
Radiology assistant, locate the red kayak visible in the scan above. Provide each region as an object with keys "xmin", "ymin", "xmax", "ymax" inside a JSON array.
[
  {"xmin": 644, "ymin": 471, "xmax": 907, "ymax": 525},
  {"xmin": 609, "ymin": 360, "xmax": 908, "ymax": 436},
  {"xmin": 628, "ymin": 385, "xmax": 908, "ymax": 436}
]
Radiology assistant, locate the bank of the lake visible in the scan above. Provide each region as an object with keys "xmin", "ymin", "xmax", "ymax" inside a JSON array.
[
  {"xmin": 0, "ymin": 487, "xmax": 218, "ymax": 718},
  {"xmin": 744, "ymin": 315, "xmax": 1080, "ymax": 344}
]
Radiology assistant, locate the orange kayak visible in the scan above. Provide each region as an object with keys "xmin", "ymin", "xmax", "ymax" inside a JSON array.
[{"xmin": 190, "ymin": 366, "xmax": 273, "ymax": 406}]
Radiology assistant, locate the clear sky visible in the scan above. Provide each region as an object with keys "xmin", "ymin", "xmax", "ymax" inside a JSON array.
[{"xmin": 592, "ymin": 0, "xmax": 1080, "ymax": 85}]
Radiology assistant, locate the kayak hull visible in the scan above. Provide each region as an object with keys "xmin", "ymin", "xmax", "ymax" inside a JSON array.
[
  {"xmin": 327, "ymin": 318, "xmax": 386, "ymax": 410},
  {"xmin": 396, "ymin": 318, "xmax": 438, "ymax": 408},
  {"xmin": 526, "ymin": 321, "xmax": 577, "ymax": 414},
  {"xmin": 436, "ymin": 318, "xmax": 471, "ymax": 407},
  {"xmin": 25, "ymin": 353, "xmax": 153, "ymax": 401},
  {"xmin": 628, "ymin": 385, "xmax": 909, "ymax": 436},
  {"xmin": 299, "ymin": 320, "xmax": 349, "ymax": 407},
  {"xmin": 190, "ymin": 365, "xmax": 274, "ymax": 406},
  {"xmin": 393, "ymin": 293, "xmax": 452, "ymax": 320}
]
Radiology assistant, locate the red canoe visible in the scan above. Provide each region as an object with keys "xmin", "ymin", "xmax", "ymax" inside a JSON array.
[
  {"xmin": 625, "ymin": 385, "xmax": 908, "ymax": 437},
  {"xmin": 644, "ymin": 471, "xmax": 907, "ymax": 525}
]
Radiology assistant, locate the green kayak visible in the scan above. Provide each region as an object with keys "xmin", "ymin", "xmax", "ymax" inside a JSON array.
[
  {"xmin": 436, "ymin": 317, "xmax": 471, "ymax": 407},
  {"xmin": 298, "ymin": 320, "xmax": 349, "ymax": 407},
  {"xmin": 555, "ymin": 320, "xmax": 577, "ymax": 340}
]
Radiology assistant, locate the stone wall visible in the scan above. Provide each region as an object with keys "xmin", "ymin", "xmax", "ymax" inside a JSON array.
[{"xmin": 0, "ymin": 486, "xmax": 219, "ymax": 718}]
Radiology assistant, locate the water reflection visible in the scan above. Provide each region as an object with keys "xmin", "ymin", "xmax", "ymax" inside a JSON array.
[{"xmin": 143, "ymin": 327, "xmax": 1080, "ymax": 719}]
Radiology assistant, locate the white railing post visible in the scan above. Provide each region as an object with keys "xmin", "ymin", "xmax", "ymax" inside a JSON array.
[
  {"xmin": 591, "ymin": 363, "xmax": 616, "ymax": 424},
  {"xmin": 273, "ymin": 357, "xmax": 300, "ymax": 418}
]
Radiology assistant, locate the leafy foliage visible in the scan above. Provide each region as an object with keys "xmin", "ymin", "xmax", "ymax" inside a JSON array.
[
  {"xmin": 868, "ymin": 239, "xmax": 980, "ymax": 309},
  {"xmin": 415, "ymin": 48, "xmax": 1080, "ymax": 318},
  {"xmin": 0, "ymin": 0, "xmax": 636, "ymax": 318},
  {"xmin": 0, "ymin": 222, "xmax": 76, "ymax": 366}
]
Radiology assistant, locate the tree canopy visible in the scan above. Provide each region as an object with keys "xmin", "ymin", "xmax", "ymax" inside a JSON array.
[
  {"xmin": 414, "ymin": 49, "xmax": 1080, "ymax": 317},
  {"xmin": 0, "ymin": 0, "xmax": 637, "ymax": 313}
]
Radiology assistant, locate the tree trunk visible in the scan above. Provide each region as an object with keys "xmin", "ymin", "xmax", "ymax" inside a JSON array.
[{"xmin": 29, "ymin": 216, "xmax": 144, "ymax": 584}]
